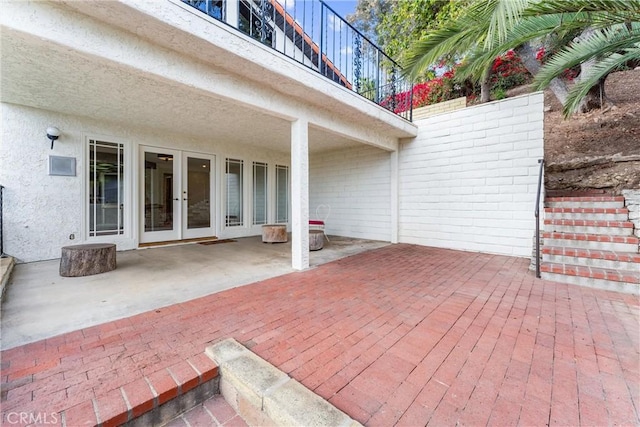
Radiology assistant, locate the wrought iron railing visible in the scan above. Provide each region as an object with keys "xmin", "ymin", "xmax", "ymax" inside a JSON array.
[
  {"xmin": 534, "ymin": 159, "xmax": 544, "ymax": 278},
  {"xmin": 181, "ymin": 0, "xmax": 413, "ymax": 121}
]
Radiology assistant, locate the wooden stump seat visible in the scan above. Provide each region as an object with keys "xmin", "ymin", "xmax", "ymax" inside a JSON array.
[
  {"xmin": 309, "ymin": 230, "xmax": 324, "ymax": 251},
  {"xmin": 261, "ymin": 224, "xmax": 288, "ymax": 243},
  {"xmin": 60, "ymin": 243, "xmax": 116, "ymax": 277}
]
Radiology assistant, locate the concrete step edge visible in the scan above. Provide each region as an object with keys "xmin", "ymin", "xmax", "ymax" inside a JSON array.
[
  {"xmin": 545, "ymin": 202, "xmax": 625, "ymax": 209},
  {"xmin": 543, "ymin": 224, "xmax": 634, "ymax": 236},
  {"xmin": 0, "ymin": 256, "xmax": 16, "ymax": 304},
  {"xmin": 544, "ymin": 219, "xmax": 634, "ymax": 228},
  {"xmin": 541, "ymin": 246, "xmax": 640, "ymax": 263},
  {"xmin": 540, "ymin": 270, "xmax": 640, "ymax": 295},
  {"xmin": 205, "ymin": 338, "xmax": 362, "ymax": 427},
  {"xmin": 541, "ymin": 232, "xmax": 639, "ymax": 244},
  {"xmin": 544, "ymin": 212, "xmax": 630, "ymax": 221},
  {"xmin": 542, "ymin": 238, "xmax": 639, "ymax": 252},
  {"xmin": 544, "ymin": 207, "xmax": 628, "ymax": 214},
  {"xmin": 542, "ymin": 253, "xmax": 638, "ymax": 271},
  {"xmin": 540, "ymin": 262, "xmax": 640, "ymax": 284},
  {"xmin": 545, "ymin": 196, "xmax": 625, "ymax": 203}
]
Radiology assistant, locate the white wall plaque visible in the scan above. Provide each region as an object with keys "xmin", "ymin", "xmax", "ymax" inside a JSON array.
[{"xmin": 49, "ymin": 156, "xmax": 76, "ymax": 176}]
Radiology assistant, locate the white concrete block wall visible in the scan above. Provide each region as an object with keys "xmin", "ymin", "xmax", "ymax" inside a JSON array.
[
  {"xmin": 310, "ymin": 146, "xmax": 391, "ymax": 241},
  {"xmin": 398, "ymin": 93, "xmax": 544, "ymax": 257}
]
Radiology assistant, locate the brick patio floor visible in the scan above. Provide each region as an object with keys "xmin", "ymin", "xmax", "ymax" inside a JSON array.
[{"xmin": 1, "ymin": 244, "xmax": 639, "ymax": 426}]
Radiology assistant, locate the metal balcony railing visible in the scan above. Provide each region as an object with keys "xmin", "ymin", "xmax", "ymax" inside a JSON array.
[{"xmin": 182, "ymin": 0, "xmax": 413, "ymax": 121}]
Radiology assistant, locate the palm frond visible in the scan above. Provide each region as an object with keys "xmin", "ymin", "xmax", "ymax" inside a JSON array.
[
  {"xmin": 458, "ymin": 14, "xmax": 572, "ymax": 81},
  {"xmin": 484, "ymin": 0, "xmax": 531, "ymax": 47},
  {"xmin": 524, "ymin": 0, "xmax": 640, "ymax": 27},
  {"xmin": 562, "ymin": 44, "xmax": 640, "ymax": 116},
  {"xmin": 402, "ymin": 25, "xmax": 479, "ymax": 79},
  {"xmin": 403, "ymin": 0, "xmax": 531, "ymax": 81},
  {"xmin": 524, "ymin": 0, "xmax": 640, "ymax": 18},
  {"xmin": 532, "ymin": 22, "xmax": 640, "ymax": 89}
]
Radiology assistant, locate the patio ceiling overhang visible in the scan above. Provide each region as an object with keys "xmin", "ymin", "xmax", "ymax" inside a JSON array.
[{"xmin": 0, "ymin": 0, "xmax": 418, "ymax": 154}]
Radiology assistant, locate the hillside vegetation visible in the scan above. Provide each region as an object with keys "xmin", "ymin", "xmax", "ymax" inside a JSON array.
[{"xmin": 538, "ymin": 69, "xmax": 640, "ymax": 195}]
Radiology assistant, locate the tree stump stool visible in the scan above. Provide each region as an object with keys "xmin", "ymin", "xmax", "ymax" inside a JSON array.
[
  {"xmin": 60, "ymin": 243, "xmax": 116, "ymax": 277},
  {"xmin": 309, "ymin": 230, "xmax": 324, "ymax": 251},
  {"xmin": 262, "ymin": 224, "xmax": 288, "ymax": 243}
]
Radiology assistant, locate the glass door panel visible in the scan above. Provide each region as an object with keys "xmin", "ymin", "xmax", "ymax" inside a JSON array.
[
  {"xmin": 140, "ymin": 147, "xmax": 180, "ymax": 243},
  {"xmin": 182, "ymin": 154, "xmax": 215, "ymax": 239}
]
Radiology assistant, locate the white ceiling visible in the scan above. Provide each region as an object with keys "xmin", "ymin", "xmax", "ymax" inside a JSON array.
[{"xmin": 1, "ymin": 27, "xmax": 363, "ymax": 155}]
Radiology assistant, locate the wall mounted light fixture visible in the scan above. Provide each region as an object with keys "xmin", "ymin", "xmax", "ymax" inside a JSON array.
[{"xmin": 46, "ymin": 126, "xmax": 61, "ymax": 149}]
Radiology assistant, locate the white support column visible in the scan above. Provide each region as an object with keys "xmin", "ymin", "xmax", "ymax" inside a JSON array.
[
  {"xmin": 390, "ymin": 149, "xmax": 399, "ymax": 243},
  {"xmin": 291, "ymin": 118, "xmax": 309, "ymax": 270}
]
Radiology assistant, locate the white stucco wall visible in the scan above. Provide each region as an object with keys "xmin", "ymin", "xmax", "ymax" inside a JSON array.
[
  {"xmin": 398, "ymin": 93, "xmax": 544, "ymax": 257},
  {"xmin": 310, "ymin": 145, "xmax": 392, "ymax": 241},
  {"xmin": 0, "ymin": 103, "xmax": 290, "ymax": 262}
]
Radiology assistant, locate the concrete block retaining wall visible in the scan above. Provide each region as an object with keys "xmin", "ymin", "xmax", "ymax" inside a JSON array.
[{"xmin": 397, "ymin": 92, "xmax": 545, "ymax": 257}]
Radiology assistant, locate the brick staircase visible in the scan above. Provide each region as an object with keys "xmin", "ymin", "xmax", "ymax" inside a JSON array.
[{"xmin": 540, "ymin": 196, "xmax": 640, "ymax": 294}]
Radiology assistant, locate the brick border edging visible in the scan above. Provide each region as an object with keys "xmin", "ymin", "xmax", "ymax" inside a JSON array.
[{"xmin": 62, "ymin": 354, "xmax": 218, "ymax": 426}]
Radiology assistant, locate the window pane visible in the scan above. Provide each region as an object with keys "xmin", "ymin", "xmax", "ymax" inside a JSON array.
[
  {"xmin": 226, "ymin": 159, "xmax": 243, "ymax": 226},
  {"xmin": 253, "ymin": 162, "xmax": 268, "ymax": 225},
  {"xmin": 89, "ymin": 140, "xmax": 124, "ymax": 236},
  {"xmin": 275, "ymin": 165, "xmax": 288, "ymax": 224}
]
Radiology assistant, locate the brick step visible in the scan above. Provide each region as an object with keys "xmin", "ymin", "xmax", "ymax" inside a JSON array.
[
  {"xmin": 545, "ymin": 196, "xmax": 625, "ymax": 209},
  {"xmin": 544, "ymin": 219, "xmax": 635, "ymax": 236},
  {"xmin": 62, "ymin": 355, "xmax": 221, "ymax": 426},
  {"xmin": 541, "ymin": 265, "xmax": 639, "ymax": 295},
  {"xmin": 542, "ymin": 246, "xmax": 640, "ymax": 271},
  {"xmin": 542, "ymin": 232, "xmax": 639, "ymax": 252},
  {"xmin": 544, "ymin": 207, "xmax": 629, "ymax": 221},
  {"xmin": 163, "ymin": 395, "xmax": 247, "ymax": 427},
  {"xmin": 541, "ymin": 262, "xmax": 639, "ymax": 283}
]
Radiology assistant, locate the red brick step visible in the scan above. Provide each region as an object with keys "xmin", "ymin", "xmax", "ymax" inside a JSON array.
[
  {"xmin": 542, "ymin": 246, "xmax": 640, "ymax": 263},
  {"xmin": 540, "ymin": 262, "xmax": 639, "ymax": 284},
  {"xmin": 64, "ymin": 355, "xmax": 220, "ymax": 426}
]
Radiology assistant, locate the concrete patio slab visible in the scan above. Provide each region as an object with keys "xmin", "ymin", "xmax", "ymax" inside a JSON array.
[
  {"xmin": 0, "ymin": 236, "xmax": 388, "ymax": 349},
  {"xmin": 1, "ymin": 244, "xmax": 638, "ymax": 426}
]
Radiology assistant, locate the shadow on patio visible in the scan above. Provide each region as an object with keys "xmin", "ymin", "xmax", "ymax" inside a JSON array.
[
  {"xmin": 0, "ymin": 236, "xmax": 389, "ymax": 350},
  {"xmin": 1, "ymin": 244, "xmax": 638, "ymax": 425}
]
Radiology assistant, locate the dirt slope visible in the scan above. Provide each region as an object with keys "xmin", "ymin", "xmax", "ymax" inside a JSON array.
[{"xmin": 513, "ymin": 69, "xmax": 640, "ymax": 195}]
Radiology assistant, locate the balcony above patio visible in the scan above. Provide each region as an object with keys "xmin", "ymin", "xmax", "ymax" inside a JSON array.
[{"xmin": 1, "ymin": 0, "xmax": 417, "ymax": 154}]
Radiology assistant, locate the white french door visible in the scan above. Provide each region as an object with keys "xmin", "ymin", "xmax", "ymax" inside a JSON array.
[{"xmin": 140, "ymin": 146, "xmax": 215, "ymax": 243}]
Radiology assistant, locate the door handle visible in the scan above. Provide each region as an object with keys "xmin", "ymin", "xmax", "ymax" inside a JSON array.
[
  {"xmin": 183, "ymin": 198, "xmax": 188, "ymax": 201},
  {"xmin": 173, "ymin": 198, "xmax": 179, "ymax": 201}
]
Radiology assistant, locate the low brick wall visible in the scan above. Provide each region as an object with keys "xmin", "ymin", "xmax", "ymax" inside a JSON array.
[{"xmin": 412, "ymin": 97, "xmax": 467, "ymax": 120}]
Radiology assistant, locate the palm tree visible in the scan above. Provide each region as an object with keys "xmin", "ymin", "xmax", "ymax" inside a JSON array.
[
  {"xmin": 402, "ymin": 0, "xmax": 531, "ymax": 103},
  {"xmin": 524, "ymin": 1, "xmax": 640, "ymax": 116},
  {"xmin": 403, "ymin": 0, "xmax": 640, "ymax": 116}
]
